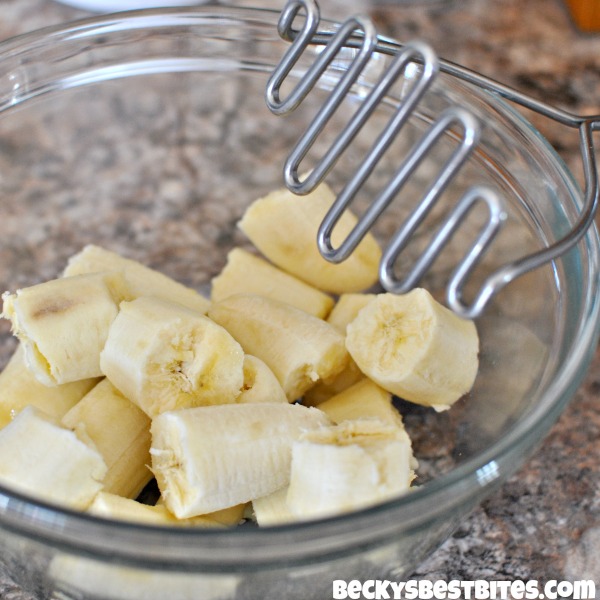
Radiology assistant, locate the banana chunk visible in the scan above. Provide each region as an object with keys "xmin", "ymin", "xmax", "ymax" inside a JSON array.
[
  {"xmin": 317, "ymin": 379, "xmax": 408, "ymax": 431},
  {"xmin": 0, "ymin": 345, "xmax": 99, "ymax": 430},
  {"xmin": 237, "ymin": 355, "xmax": 288, "ymax": 404},
  {"xmin": 238, "ymin": 182, "xmax": 381, "ymax": 294},
  {"xmin": 326, "ymin": 293, "xmax": 377, "ymax": 334},
  {"xmin": 211, "ymin": 248, "xmax": 334, "ymax": 318},
  {"xmin": 100, "ymin": 296, "xmax": 245, "ymax": 418},
  {"xmin": 346, "ymin": 289, "xmax": 479, "ymax": 410},
  {"xmin": 208, "ymin": 294, "xmax": 349, "ymax": 401},
  {"xmin": 304, "ymin": 293, "xmax": 376, "ymax": 406},
  {"xmin": 1, "ymin": 272, "xmax": 131, "ymax": 386},
  {"xmin": 317, "ymin": 378, "xmax": 417, "ymax": 468},
  {"xmin": 64, "ymin": 244, "xmax": 211, "ymax": 314},
  {"xmin": 286, "ymin": 419, "xmax": 414, "ymax": 520},
  {"xmin": 61, "ymin": 379, "xmax": 152, "ymax": 499},
  {"xmin": 88, "ymin": 492, "xmax": 245, "ymax": 528},
  {"xmin": 252, "ymin": 486, "xmax": 295, "ymax": 527},
  {"xmin": 150, "ymin": 403, "xmax": 330, "ymax": 518},
  {"xmin": 0, "ymin": 406, "xmax": 106, "ymax": 510}
]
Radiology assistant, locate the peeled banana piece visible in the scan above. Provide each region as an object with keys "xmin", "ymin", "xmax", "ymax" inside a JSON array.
[
  {"xmin": 317, "ymin": 379, "xmax": 407, "ymax": 432},
  {"xmin": 211, "ymin": 248, "xmax": 334, "ymax": 318},
  {"xmin": 252, "ymin": 486, "xmax": 295, "ymax": 527},
  {"xmin": 237, "ymin": 355, "xmax": 288, "ymax": 404},
  {"xmin": 88, "ymin": 492, "xmax": 245, "ymax": 528},
  {"xmin": 286, "ymin": 419, "xmax": 415, "ymax": 520},
  {"xmin": 346, "ymin": 289, "xmax": 479, "ymax": 411},
  {"xmin": 64, "ymin": 244, "xmax": 211, "ymax": 314},
  {"xmin": 317, "ymin": 378, "xmax": 417, "ymax": 468},
  {"xmin": 0, "ymin": 406, "xmax": 106, "ymax": 509},
  {"xmin": 150, "ymin": 402, "xmax": 330, "ymax": 518},
  {"xmin": 1, "ymin": 272, "xmax": 131, "ymax": 386},
  {"xmin": 304, "ymin": 293, "xmax": 376, "ymax": 406},
  {"xmin": 61, "ymin": 379, "xmax": 152, "ymax": 499},
  {"xmin": 0, "ymin": 345, "xmax": 99, "ymax": 430},
  {"xmin": 238, "ymin": 182, "xmax": 382, "ymax": 294},
  {"xmin": 326, "ymin": 293, "xmax": 376, "ymax": 334},
  {"xmin": 100, "ymin": 296, "xmax": 245, "ymax": 418},
  {"xmin": 208, "ymin": 294, "xmax": 349, "ymax": 401}
]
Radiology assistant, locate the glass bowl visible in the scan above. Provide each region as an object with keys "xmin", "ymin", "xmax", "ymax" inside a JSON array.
[{"xmin": 0, "ymin": 6, "xmax": 598, "ymax": 600}]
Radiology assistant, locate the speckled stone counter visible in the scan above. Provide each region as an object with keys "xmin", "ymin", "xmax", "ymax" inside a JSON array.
[{"xmin": 0, "ymin": 0, "xmax": 599, "ymax": 597}]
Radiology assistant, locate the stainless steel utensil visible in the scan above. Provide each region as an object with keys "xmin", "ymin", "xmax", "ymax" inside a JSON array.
[{"xmin": 266, "ymin": 0, "xmax": 600, "ymax": 319}]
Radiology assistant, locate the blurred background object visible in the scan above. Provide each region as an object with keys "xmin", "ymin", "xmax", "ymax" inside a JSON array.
[{"xmin": 564, "ymin": 0, "xmax": 600, "ymax": 31}]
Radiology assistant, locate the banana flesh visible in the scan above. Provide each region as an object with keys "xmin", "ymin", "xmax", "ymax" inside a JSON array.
[
  {"xmin": 88, "ymin": 492, "xmax": 246, "ymax": 527},
  {"xmin": 208, "ymin": 294, "xmax": 349, "ymax": 401},
  {"xmin": 61, "ymin": 379, "xmax": 152, "ymax": 499},
  {"xmin": 316, "ymin": 378, "xmax": 417, "ymax": 468},
  {"xmin": 100, "ymin": 296, "xmax": 245, "ymax": 418},
  {"xmin": 286, "ymin": 419, "xmax": 415, "ymax": 520},
  {"xmin": 155, "ymin": 496, "xmax": 248, "ymax": 526},
  {"xmin": 0, "ymin": 345, "xmax": 99, "ymax": 430},
  {"xmin": 252, "ymin": 486, "xmax": 295, "ymax": 527},
  {"xmin": 1, "ymin": 272, "xmax": 131, "ymax": 386},
  {"xmin": 64, "ymin": 244, "xmax": 211, "ymax": 314},
  {"xmin": 326, "ymin": 293, "xmax": 376, "ymax": 334},
  {"xmin": 150, "ymin": 403, "xmax": 330, "ymax": 518},
  {"xmin": 237, "ymin": 355, "xmax": 288, "ymax": 404},
  {"xmin": 302, "ymin": 362, "xmax": 364, "ymax": 407},
  {"xmin": 238, "ymin": 182, "xmax": 382, "ymax": 294},
  {"xmin": 0, "ymin": 406, "xmax": 106, "ymax": 509},
  {"xmin": 211, "ymin": 248, "xmax": 334, "ymax": 318},
  {"xmin": 304, "ymin": 293, "xmax": 375, "ymax": 406},
  {"xmin": 317, "ymin": 379, "xmax": 406, "ymax": 432},
  {"xmin": 252, "ymin": 377, "xmax": 418, "ymax": 527},
  {"xmin": 346, "ymin": 289, "xmax": 479, "ymax": 411}
]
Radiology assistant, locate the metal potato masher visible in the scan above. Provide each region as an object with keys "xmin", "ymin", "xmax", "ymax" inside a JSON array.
[{"xmin": 266, "ymin": 0, "xmax": 600, "ymax": 319}]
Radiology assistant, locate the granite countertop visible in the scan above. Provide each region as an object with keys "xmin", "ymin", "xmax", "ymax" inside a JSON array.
[{"xmin": 0, "ymin": 0, "xmax": 599, "ymax": 597}]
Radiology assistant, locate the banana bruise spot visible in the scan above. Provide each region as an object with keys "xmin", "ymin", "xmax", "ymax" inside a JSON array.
[{"xmin": 31, "ymin": 297, "xmax": 79, "ymax": 319}]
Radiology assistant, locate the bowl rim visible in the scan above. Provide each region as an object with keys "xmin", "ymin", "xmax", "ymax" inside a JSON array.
[{"xmin": 0, "ymin": 4, "xmax": 599, "ymax": 568}]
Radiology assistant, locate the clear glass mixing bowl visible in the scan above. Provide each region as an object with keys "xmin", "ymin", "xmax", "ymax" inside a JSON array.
[{"xmin": 0, "ymin": 7, "xmax": 598, "ymax": 600}]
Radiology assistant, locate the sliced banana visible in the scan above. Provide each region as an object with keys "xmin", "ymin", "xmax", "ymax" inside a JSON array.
[
  {"xmin": 326, "ymin": 293, "xmax": 376, "ymax": 334},
  {"xmin": 304, "ymin": 293, "xmax": 376, "ymax": 406},
  {"xmin": 211, "ymin": 248, "xmax": 334, "ymax": 318},
  {"xmin": 208, "ymin": 294, "xmax": 349, "ymax": 402},
  {"xmin": 150, "ymin": 402, "xmax": 330, "ymax": 518},
  {"xmin": 88, "ymin": 492, "xmax": 245, "ymax": 527},
  {"xmin": 238, "ymin": 182, "xmax": 382, "ymax": 294},
  {"xmin": 61, "ymin": 379, "xmax": 152, "ymax": 499},
  {"xmin": 346, "ymin": 289, "xmax": 479, "ymax": 410},
  {"xmin": 0, "ymin": 345, "xmax": 100, "ymax": 430},
  {"xmin": 1, "ymin": 272, "xmax": 131, "ymax": 385},
  {"xmin": 317, "ymin": 379, "xmax": 407, "ymax": 433},
  {"xmin": 64, "ymin": 244, "xmax": 210, "ymax": 314},
  {"xmin": 237, "ymin": 355, "xmax": 288, "ymax": 404},
  {"xmin": 252, "ymin": 486, "xmax": 295, "ymax": 527},
  {"xmin": 100, "ymin": 296, "xmax": 245, "ymax": 418},
  {"xmin": 0, "ymin": 405, "xmax": 106, "ymax": 510},
  {"xmin": 286, "ymin": 419, "xmax": 414, "ymax": 520}
]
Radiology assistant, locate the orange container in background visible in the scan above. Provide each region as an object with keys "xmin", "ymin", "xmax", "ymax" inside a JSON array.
[{"xmin": 565, "ymin": 0, "xmax": 600, "ymax": 31}]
